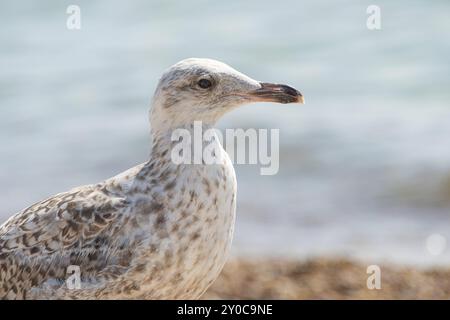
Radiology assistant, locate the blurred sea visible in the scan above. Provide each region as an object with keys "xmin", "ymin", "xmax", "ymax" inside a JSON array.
[{"xmin": 1, "ymin": 0, "xmax": 450, "ymax": 266}]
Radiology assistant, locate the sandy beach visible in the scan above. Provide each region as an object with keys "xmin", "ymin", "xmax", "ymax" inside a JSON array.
[{"xmin": 204, "ymin": 257, "xmax": 450, "ymax": 299}]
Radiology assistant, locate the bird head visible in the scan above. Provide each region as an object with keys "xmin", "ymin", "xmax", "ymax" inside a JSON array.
[{"xmin": 150, "ymin": 58, "xmax": 304, "ymax": 131}]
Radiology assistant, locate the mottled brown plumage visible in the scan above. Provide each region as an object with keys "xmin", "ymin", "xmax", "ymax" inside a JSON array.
[{"xmin": 0, "ymin": 58, "xmax": 303, "ymax": 299}]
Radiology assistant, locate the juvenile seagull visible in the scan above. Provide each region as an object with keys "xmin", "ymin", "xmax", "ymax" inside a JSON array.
[{"xmin": 0, "ymin": 58, "xmax": 303, "ymax": 299}]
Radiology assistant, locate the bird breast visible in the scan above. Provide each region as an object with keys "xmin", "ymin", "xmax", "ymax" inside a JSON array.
[{"xmin": 116, "ymin": 145, "xmax": 237, "ymax": 299}]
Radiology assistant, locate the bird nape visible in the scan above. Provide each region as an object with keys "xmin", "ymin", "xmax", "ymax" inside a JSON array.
[{"xmin": 0, "ymin": 58, "xmax": 303, "ymax": 300}]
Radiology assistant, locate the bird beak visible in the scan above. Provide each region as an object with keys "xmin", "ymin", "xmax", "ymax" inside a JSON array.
[{"xmin": 248, "ymin": 82, "xmax": 304, "ymax": 104}]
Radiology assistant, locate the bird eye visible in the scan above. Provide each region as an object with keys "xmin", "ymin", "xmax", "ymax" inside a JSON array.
[{"xmin": 197, "ymin": 78, "xmax": 213, "ymax": 89}]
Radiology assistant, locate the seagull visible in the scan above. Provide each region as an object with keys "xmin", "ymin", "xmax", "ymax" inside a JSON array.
[{"xmin": 0, "ymin": 58, "xmax": 303, "ymax": 299}]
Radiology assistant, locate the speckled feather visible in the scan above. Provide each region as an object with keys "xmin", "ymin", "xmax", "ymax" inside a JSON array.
[
  {"xmin": 0, "ymin": 59, "xmax": 241, "ymax": 300},
  {"xmin": 0, "ymin": 140, "xmax": 236, "ymax": 299},
  {"xmin": 0, "ymin": 58, "xmax": 301, "ymax": 299}
]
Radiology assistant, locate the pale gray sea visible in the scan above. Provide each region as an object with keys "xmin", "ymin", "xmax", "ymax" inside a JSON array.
[{"xmin": 1, "ymin": 0, "xmax": 450, "ymax": 266}]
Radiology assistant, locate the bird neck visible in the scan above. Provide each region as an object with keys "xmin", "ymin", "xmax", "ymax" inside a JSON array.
[{"xmin": 149, "ymin": 121, "xmax": 217, "ymax": 162}]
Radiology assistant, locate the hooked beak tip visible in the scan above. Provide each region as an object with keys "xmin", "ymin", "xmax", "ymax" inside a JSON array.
[
  {"xmin": 249, "ymin": 82, "xmax": 304, "ymax": 105},
  {"xmin": 298, "ymin": 95, "xmax": 305, "ymax": 104}
]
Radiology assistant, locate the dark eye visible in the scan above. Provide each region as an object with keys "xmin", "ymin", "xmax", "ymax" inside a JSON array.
[{"xmin": 197, "ymin": 78, "xmax": 212, "ymax": 89}]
